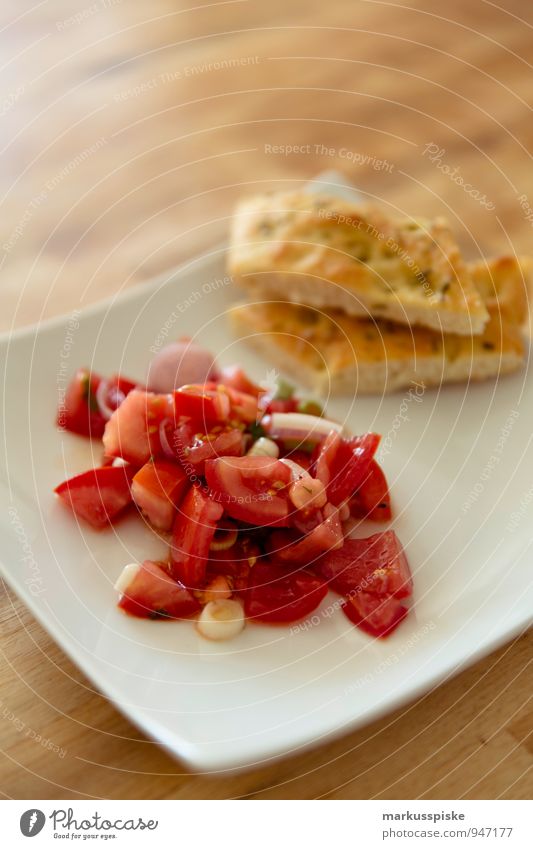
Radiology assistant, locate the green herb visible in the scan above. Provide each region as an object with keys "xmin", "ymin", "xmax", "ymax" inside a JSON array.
[
  {"xmin": 274, "ymin": 377, "xmax": 294, "ymax": 401},
  {"xmin": 248, "ymin": 421, "xmax": 266, "ymax": 441},
  {"xmin": 282, "ymin": 438, "xmax": 315, "ymax": 453},
  {"xmin": 297, "ymin": 399, "xmax": 324, "ymax": 417},
  {"xmin": 80, "ymin": 370, "xmax": 99, "ymax": 412}
]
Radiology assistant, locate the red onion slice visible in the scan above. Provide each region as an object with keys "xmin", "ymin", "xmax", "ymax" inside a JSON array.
[
  {"xmin": 158, "ymin": 417, "xmax": 178, "ymax": 459},
  {"xmin": 95, "ymin": 379, "xmax": 114, "ymax": 421},
  {"xmin": 264, "ymin": 412, "xmax": 345, "ymax": 444}
]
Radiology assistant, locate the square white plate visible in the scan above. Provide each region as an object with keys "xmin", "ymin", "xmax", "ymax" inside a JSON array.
[{"xmin": 1, "ymin": 198, "xmax": 532, "ymax": 772}]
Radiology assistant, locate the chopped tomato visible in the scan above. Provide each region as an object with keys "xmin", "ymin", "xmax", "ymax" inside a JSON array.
[
  {"xmin": 342, "ymin": 592, "xmax": 408, "ymax": 637},
  {"xmin": 96, "ymin": 374, "xmax": 139, "ymax": 418},
  {"xmin": 169, "ymin": 485, "xmax": 223, "ymax": 588},
  {"xmin": 55, "ymin": 465, "xmax": 134, "ymax": 528},
  {"xmin": 131, "ymin": 460, "xmax": 189, "ymax": 530},
  {"xmin": 58, "ymin": 368, "xmax": 106, "ymax": 438},
  {"xmin": 117, "ymin": 559, "xmax": 200, "ymax": 619},
  {"xmin": 205, "ymin": 455, "xmax": 292, "ymax": 528},
  {"xmin": 326, "ymin": 433, "xmax": 381, "ymax": 505},
  {"xmin": 219, "ymin": 365, "xmax": 263, "ymax": 397},
  {"xmin": 174, "ymin": 384, "xmax": 231, "ymax": 429},
  {"xmin": 317, "ymin": 531, "xmax": 412, "ymax": 599},
  {"xmin": 350, "ymin": 460, "xmax": 392, "ymax": 522},
  {"xmin": 264, "ymin": 397, "xmax": 299, "ymax": 414},
  {"xmin": 172, "ymin": 422, "xmax": 245, "ymax": 474},
  {"xmin": 102, "ymin": 390, "xmax": 174, "ymax": 465},
  {"xmin": 281, "ymin": 449, "xmax": 313, "ymax": 471},
  {"xmin": 245, "ymin": 561, "xmax": 328, "ymax": 624},
  {"xmin": 207, "ymin": 535, "xmax": 261, "ymax": 594},
  {"xmin": 313, "ymin": 430, "xmax": 341, "ymax": 487},
  {"xmin": 222, "ymin": 386, "xmax": 259, "ymax": 423},
  {"xmin": 269, "ymin": 503, "xmax": 344, "ymax": 565}
]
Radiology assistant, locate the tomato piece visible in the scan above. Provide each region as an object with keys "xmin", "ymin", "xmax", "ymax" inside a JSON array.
[
  {"xmin": 55, "ymin": 465, "xmax": 134, "ymax": 528},
  {"xmin": 207, "ymin": 535, "xmax": 261, "ymax": 594},
  {"xmin": 268, "ymin": 503, "xmax": 344, "ymax": 565},
  {"xmin": 281, "ymin": 449, "xmax": 313, "ymax": 472},
  {"xmin": 219, "ymin": 365, "xmax": 263, "ymax": 397},
  {"xmin": 102, "ymin": 390, "xmax": 174, "ymax": 465},
  {"xmin": 265, "ymin": 398, "xmax": 299, "ymax": 414},
  {"xmin": 117, "ymin": 560, "xmax": 200, "ymax": 619},
  {"xmin": 221, "ymin": 385, "xmax": 259, "ymax": 423},
  {"xmin": 172, "ymin": 422, "xmax": 245, "ymax": 475},
  {"xmin": 342, "ymin": 592, "xmax": 408, "ymax": 637},
  {"xmin": 245, "ymin": 561, "xmax": 328, "ymax": 624},
  {"xmin": 131, "ymin": 460, "xmax": 189, "ymax": 530},
  {"xmin": 317, "ymin": 531, "xmax": 412, "ymax": 599},
  {"xmin": 169, "ymin": 486, "xmax": 223, "ymax": 588},
  {"xmin": 174, "ymin": 385, "xmax": 231, "ymax": 429},
  {"xmin": 313, "ymin": 430, "xmax": 341, "ymax": 487},
  {"xmin": 205, "ymin": 455, "xmax": 292, "ymax": 528},
  {"xmin": 350, "ymin": 460, "xmax": 392, "ymax": 522},
  {"xmin": 58, "ymin": 368, "xmax": 106, "ymax": 438},
  {"xmin": 327, "ymin": 433, "xmax": 381, "ymax": 505}
]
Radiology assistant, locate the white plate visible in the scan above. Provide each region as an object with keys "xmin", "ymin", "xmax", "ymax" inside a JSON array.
[{"xmin": 2, "ymin": 232, "xmax": 533, "ymax": 773}]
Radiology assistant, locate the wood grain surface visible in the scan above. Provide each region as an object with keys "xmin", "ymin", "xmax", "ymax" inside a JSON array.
[{"xmin": 1, "ymin": 0, "xmax": 532, "ymax": 799}]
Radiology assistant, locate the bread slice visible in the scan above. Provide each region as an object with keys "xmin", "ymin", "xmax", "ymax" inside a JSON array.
[
  {"xmin": 228, "ymin": 191, "xmax": 489, "ymax": 336},
  {"xmin": 227, "ymin": 256, "xmax": 530, "ymax": 396},
  {"xmin": 469, "ymin": 255, "xmax": 529, "ymax": 325}
]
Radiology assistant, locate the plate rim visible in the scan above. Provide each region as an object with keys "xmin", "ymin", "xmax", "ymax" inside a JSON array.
[{"xmin": 1, "ymin": 249, "xmax": 532, "ymax": 771}]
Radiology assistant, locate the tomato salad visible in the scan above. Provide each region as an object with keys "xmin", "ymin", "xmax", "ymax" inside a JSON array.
[{"xmin": 54, "ymin": 341, "xmax": 412, "ymax": 641}]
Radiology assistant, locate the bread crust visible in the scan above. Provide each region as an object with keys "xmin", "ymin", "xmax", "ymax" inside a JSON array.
[
  {"xmin": 229, "ymin": 192, "xmax": 489, "ymax": 335},
  {"xmin": 227, "ymin": 256, "xmax": 530, "ymax": 396}
]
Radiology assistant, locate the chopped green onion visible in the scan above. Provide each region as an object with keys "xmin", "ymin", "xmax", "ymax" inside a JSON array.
[
  {"xmin": 248, "ymin": 421, "xmax": 266, "ymax": 441},
  {"xmin": 297, "ymin": 399, "xmax": 324, "ymax": 417},
  {"xmin": 274, "ymin": 377, "xmax": 294, "ymax": 401}
]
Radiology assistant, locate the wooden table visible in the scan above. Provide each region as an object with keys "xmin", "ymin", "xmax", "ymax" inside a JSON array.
[{"xmin": 1, "ymin": 0, "xmax": 531, "ymax": 799}]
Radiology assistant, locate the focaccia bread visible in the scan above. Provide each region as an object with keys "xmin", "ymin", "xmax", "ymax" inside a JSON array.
[
  {"xmin": 469, "ymin": 255, "xmax": 529, "ymax": 324},
  {"xmin": 228, "ymin": 191, "xmax": 489, "ymax": 336},
  {"xmin": 227, "ymin": 256, "xmax": 530, "ymax": 396}
]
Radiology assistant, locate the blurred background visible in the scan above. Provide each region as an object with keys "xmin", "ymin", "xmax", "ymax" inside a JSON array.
[
  {"xmin": 1, "ymin": 0, "xmax": 532, "ymax": 331},
  {"xmin": 1, "ymin": 0, "xmax": 531, "ymax": 799}
]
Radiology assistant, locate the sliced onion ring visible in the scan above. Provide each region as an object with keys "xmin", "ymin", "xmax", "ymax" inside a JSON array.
[
  {"xmin": 95, "ymin": 379, "xmax": 114, "ymax": 421},
  {"xmin": 210, "ymin": 520, "xmax": 239, "ymax": 551},
  {"xmin": 158, "ymin": 417, "xmax": 178, "ymax": 459},
  {"xmin": 263, "ymin": 412, "xmax": 345, "ymax": 444},
  {"xmin": 279, "ymin": 457, "xmax": 310, "ymax": 481}
]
